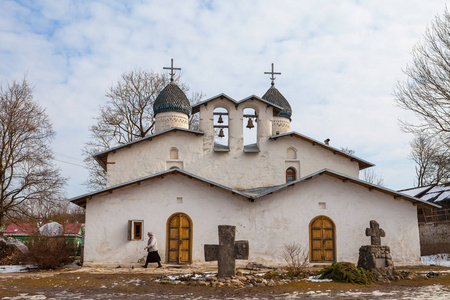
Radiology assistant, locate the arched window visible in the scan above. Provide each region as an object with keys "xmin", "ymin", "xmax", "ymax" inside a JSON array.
[
  {"xmin": 243, "ymin": 108, "xmax": 258, "ymax": 152},
  {"xmin": 213, "ymin": 107, "xmax": 229, "ymax": 151},
  {"xmin": 170, "ymin": 148, "xmax": 179, "ymax": 160},
  {"xmin": 286, "ymin": 167, "xmax": 296, "ymax": 183}
]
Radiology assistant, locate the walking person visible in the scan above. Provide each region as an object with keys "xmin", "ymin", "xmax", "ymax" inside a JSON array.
[{"xmin": 142, "ymin": 232, "xmax": 162, "ymax": 268}]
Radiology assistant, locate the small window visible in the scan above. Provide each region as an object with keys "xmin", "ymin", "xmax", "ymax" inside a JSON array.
[
  {"xmin": 128, "ymin": 220, "xmax": 144, "ymax": 241},
  {"xmin": 286, "ymin": 167, "xmax": 296, "ymax": 183},
  {"xmin": 170, "ymin": 148, "xmax": 179, "ymax": 160},
  {"xmin": 287, "ymin": 147, "xmax": 297, "ymax": 159}
]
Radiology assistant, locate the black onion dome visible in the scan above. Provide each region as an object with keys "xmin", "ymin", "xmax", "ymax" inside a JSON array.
[
  {"xmin": 262, "ymin": 85, "xmax": 292, "ymax": 118},
  {"xmin": 154, "ymin": 82, "xmax": 191, "ymax": 116}
]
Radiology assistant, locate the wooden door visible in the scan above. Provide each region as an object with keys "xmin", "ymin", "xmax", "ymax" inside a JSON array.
[
  {"xmin": 310, "ymin": 216, "xmax": 335, "ymax": 262},
  {"xmin": 167, "ymin": 213, "xmax": 192, "ymax": 264}
]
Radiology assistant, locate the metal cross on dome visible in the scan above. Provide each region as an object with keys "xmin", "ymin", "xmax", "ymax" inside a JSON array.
[
  {"xmin": 264, "ymin": 63, "xmax": 281, "ymax": 86},
  {"xmin": 163, "ymin": 58, "xmax": 181, "ymax": 82}
]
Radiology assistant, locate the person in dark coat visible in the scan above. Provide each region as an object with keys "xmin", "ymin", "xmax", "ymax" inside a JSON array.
[{"xmin": 142, "ymin": 232, "xmax": 162, "ymax": 268}]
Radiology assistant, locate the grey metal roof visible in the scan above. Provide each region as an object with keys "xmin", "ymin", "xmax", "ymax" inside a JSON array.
[
  {"xmin": 192, "ymin": 93, "xmax": 238, "ymax": 113},
  {"xmin": 269, "ymin": 131, "xmax": 374, "ymax": 170},
  {"xmin": 240, "ymin": 185, "xmax": 284, "ymax": 197},
  {"xmin": 70, "ymin": 167, "xmax": 439, "ymax": 209},
  {"xmin": 240, "ymin": 168, "xmax": 440, "ymax": 208},
  {"xmin": 262, "ymin": 85, "xmax": 292, "ymax": 118},
  {"xmin": 239, "ymin": 95, "xmax": 284, "ymax": 111},
  {"xmin": 93, "ymin": 128, "xmax": 204, "ymax": 170},
  {"xmin": 399, "ymin": 184, "xmax": 450, "ymax": 203},
  {"xmin": 191, "ymin": 94, "xmax": 283, "ymax": 114},
  {"xmin": 154, "ymin": 82, "xmax": 191, "ymax": 116},
  {"xmin": 69, "ymin": 168, "xmax": 250, "ymax": 207}
]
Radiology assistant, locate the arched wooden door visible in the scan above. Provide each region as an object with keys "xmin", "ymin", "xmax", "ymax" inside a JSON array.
[
  {"xmin": 310, "ymin": 216, "xmax": 336, "ymax": 262},
  {"xmin": 166, "ymin": 213, "xmax": 192, "ymax": 264}
]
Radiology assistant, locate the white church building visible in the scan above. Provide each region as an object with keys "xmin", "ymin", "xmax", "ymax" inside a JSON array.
[{"xmin": 71, "ymin": 64, "xmax": 437, "ymax": 266}]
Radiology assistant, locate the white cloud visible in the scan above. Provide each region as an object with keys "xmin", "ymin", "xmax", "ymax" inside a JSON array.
[{"xmin": 0, "ymin": 0, "xmax": 447, "ymax": 196}]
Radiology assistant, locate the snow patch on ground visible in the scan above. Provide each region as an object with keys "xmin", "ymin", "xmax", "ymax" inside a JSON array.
[
  {"xmin": 0, "ymin": 265, "xmax": 35, "ymax": 274},
  {"xmin": 0, "ymin": 262, "xmax": 80, "ymax": 274},
  {"xmin": 422, "ymin": 254, "xmax": 450, "ymax": 267},
  {"xmin": 303, "ymin": 275, "xmax": 333, "ymax": 282}
]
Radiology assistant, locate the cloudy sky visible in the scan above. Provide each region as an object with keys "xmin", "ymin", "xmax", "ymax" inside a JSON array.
[{"xmin": 0, "ymin": 0, "xmax": 447, "ymax": 198}]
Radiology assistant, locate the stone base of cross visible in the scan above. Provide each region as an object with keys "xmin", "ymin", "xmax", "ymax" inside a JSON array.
[
  {"xmin": 358, "ymin": 220, "xmax": 395, "ymax": 281},
  {"xmin": 204, "ymin": 225, "xmax": 249, "ymax": 278}
]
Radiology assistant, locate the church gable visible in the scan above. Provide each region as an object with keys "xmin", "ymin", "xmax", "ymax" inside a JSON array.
[
  {"xmin": 100, "ymin": 129, "xmax": 204, "ymax": 186},
  {"xmin": 270, "ymin": 132, "xmax": 373, "ymax": 170},
  {"xmin": 94, "ymin": 128, "xmax": 204, "ymax": 171},
  {"xmin": 245, "ymin": 174, "xmax": 423, "ymax": 262},
  {"xmin": 71, "ymin": 168, "xmax": 251, "ymax": 208}
]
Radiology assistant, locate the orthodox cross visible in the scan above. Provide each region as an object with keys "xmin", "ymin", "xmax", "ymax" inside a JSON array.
[
  {"xmin": 204, "ymin": 225, "xmax": 249, "ymax": 278},
  {"xmin": 264, "ymin": 63, "xmax": 281, "ymax": 86},
  {"xmin": 163, "ymin": 58, "xmax": 181, "ymax": 82},
  {"xmin": 365, "ymin": 220, "xmax": 385, "ymax": 246}
]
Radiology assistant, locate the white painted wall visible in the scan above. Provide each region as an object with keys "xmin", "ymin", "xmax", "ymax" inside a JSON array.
[
  {"xmin": 84, "ymin": 173, "xmax": 421, "ymax": 266},
  {"xmin": 272, "ymin": 116, "xmax": 291, "ymax": 135},
  {"xmin": 106, "ymin": 98, "xmax": 360, "ymax": 188},
  {"xmin": 154, "ymin": 111, "xmax": 189, "ymax": 133}
]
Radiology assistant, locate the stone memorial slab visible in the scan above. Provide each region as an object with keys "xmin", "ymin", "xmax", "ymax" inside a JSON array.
[{"xmin": 204, "ymin": 225, "xmax": 249, "ymax": 278}]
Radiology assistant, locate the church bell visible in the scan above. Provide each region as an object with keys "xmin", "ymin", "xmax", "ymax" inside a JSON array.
[
  {"xmin": 246, "ymin": 118, "xmax": 254, "ymax": 129},
  {"xmin": 218, "ymin": 115, "xmax": 224, "ymax": 124},
  {"xmin": 218, "ymin": 128, "xmax": 225, "ymax": 138}
]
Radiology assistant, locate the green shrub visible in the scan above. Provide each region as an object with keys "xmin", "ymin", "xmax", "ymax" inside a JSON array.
[{"xmin": 317, "ymin": 262, "xmax": 374, "ymax": 284}]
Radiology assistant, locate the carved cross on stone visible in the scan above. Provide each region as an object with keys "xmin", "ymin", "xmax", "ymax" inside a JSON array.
[
  {"xmin": 204, "ymin": 225, "xmax": 249, "ymax": 278},
  {"xmin": 365, "ymin": 220, "xmax": 385, "ymax": 246}
]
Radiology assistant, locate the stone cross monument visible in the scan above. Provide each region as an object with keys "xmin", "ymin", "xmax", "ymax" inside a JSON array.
[
  {"xmin": 365, "ymin": 220, "xmax": 385, "ymax": 246},
  {"xmin": 204, "ymin": 225, "xmax": 249, "ymax": 278},
  {"xmin": 357, "ymin": 220, "xmax": 394, "ymax": 282}
]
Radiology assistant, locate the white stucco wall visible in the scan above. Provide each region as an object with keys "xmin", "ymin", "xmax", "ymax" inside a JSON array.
[
  {"xmin": 106, "ymin": 98, "xmax": 360, "ymax": 188},
  {"xmin": 154, "ymin": 111, "xmax": 189, "ymax": 133},
  {"xmin": 84, "ymin": 173, "xmax": 421, "ymax": 266},
  {"xmin": 272, "ymin": 116, "xmax": 291, "ymax": 135}
]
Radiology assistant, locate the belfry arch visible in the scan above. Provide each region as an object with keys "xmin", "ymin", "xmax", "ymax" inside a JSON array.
[{"xmin": 213, "ymin": 107, "xmax": 229, "ymax": 150}]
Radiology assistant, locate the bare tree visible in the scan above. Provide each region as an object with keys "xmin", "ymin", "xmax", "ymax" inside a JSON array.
[
  {"xmin": 410, "ymin": 134, "xmax": 450, "ymax": 186},
  {"xmin": 281, "ymin": 243, "xmax": 309, "ymax": 276},
  {"xmin": 0, "ymin": 79, "xmax": 66, "ymax": 227},
  {"xmin": 340, "ymin": 147, "xmax": 356, "ymax": 155},
  {"xmin": 340, "ymin": 147, "xmax": 385, "ymax": 185},
  {"xmin": 26, "ymin": 194, "xmax": 85, "ymax": 224},
  {"xmin": 394, "ymin": 8, "xmax": 450, "ymax": 150},
  {"xmin": 362, "ymin": 169, "xmax": 384, "ymax": 186},
  {"xmin": 83, "ymin": 69, "xmax": 204, "ymax": 190}
]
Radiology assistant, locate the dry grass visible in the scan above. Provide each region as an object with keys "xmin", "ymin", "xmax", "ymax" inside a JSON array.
[{"xmin": 0, "ymin": 265, "xmax": 448, "ymax": 298}]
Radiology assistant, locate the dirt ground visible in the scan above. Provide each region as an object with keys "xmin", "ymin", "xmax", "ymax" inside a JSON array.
[{"xmin": 0, "ymin": 265, "xmax": 449, "ymax": 299}]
